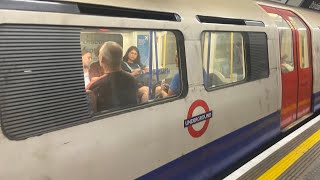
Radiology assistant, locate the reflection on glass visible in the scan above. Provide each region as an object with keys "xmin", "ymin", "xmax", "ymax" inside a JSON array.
[
  {"xmin": 202, "ymin": 32, "xmax": 245, "ymax": 88},
  {"xmin": 288, "ymin": 16, "xmax": 310, "ymax": 69},
  {"xmin": 268, "ymin": 13, "xmax": 294, "ymax": 73},
  {"xmin": 80, "ymin": 29, "xmax": 181, "ymax": 112}
]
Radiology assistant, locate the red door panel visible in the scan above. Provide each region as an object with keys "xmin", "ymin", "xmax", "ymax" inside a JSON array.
[
  {"xmin": 261, "ymin": 5, "xmax": 313, "ymax": 128},
  {"xmin": 261, "ymin": 5, "xmax": 298, "ymax": 128},
  {"xmin": 279, "ymin": 10, "xmax": 313, "ymax": 120}
]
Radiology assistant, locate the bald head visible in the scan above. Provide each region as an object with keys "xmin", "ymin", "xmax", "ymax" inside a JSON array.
[{"xmin": 99, "ymin": 41, "xmax": 123, "ymax": 71}]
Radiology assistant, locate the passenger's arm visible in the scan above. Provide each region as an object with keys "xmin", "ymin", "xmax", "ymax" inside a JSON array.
[
  {"xmin": 159, "ymin": 87, "xmax": 175, "ymax": 97},
  {"xmin": 130, "ymin": 69, "xmax": 142, "ymax": 76},
  {"xmin": 155, "ymin": 86, "xmax": 169, "ymax": 98},
  {"xmin": 167, "ymin": 89, "xmax": 175, "ymax": 96},
  {"xmin": 143, "ymin": 66, "xmax": 149, "ymax": 73},
  {"xmin": 284, "ymin": 63, "xmax": 294, "ymax": 72},
  {"xmin": 122, "ymin": 62, "xmax": 141, "ymax": 76},
  {"xmin": 160, "ymin": 89, "xmax": 169, "ymax": 97},
  {"xmin": 87, "ymin": 90, "xmax": 97, "ymax": 113}
]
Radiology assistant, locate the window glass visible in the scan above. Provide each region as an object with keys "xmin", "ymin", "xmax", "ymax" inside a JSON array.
[
  {"xmin": 268, "ymin": 13, "xmax": 294, "ymax": 73},
  {"xmin": 288, "ymin": 16, "xmax": 310, "ymax": 69},
  {"xmin": 202, "ymin": 32, "xmax": 245, "ymax": 88},
  {"xmin": 80, "ymin": 29, "xmax": 182, "ymax": 113}
]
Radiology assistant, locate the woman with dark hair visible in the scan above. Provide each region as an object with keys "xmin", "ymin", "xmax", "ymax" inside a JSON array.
[
  {"xmin": 122, "ymin": 46, "xmax": 149, "ymax": 103},
  {"xmin": 122, "ymin": 46, "xmax": 149, "ymax": 76}
]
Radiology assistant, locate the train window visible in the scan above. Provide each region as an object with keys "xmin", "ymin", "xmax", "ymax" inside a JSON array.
[
  {"xmin": 268, "ymin": 13, "xmax": 294, "ymax": 73},
  {"xmin": 202, "ymin": 31, "xmax": 269, "ymax": 89},
  {"xmin": 81, "ymin": 29, "xmax": 184, "ymax": 113},
  {"xmin": 202, "ymin": 32, "xmax": 245, "ymax": 88},
  {"xmin": 288, "ymin": 16, "xmax": 310, "ymax": 69},
  {"xmin": 0, "ymin": 25, "xmax": 186, "ymax": 140}
]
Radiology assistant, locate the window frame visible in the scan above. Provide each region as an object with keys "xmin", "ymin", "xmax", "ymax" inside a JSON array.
[
  {"xmin": 201, "ymin": 30, "xmax": 248, "ymax": 91},
  {"xmin": 267, "ymin": 13, "xmax": 295, "ymax": 74},
  {"xmin": 201, "ymin": 30, "xmax": 269, "ymax": 92},
  {"xmin": 287, "ymin": 16, "xmax": 310, "ymax": 69},
  {"xmin": 82, "ymin": 27, "xmax": 189, "ymax": 120}
]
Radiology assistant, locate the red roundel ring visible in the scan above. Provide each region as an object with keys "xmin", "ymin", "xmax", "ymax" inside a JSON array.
[{"xmin": 187, "ymin": 100, "xmax": 211, "ymax": 138}]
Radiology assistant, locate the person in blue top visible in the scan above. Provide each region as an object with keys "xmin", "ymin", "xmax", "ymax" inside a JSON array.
[
  {"xmin": 168, "ymin": 73, "xmax": 180, "ymax": 95},
  {"xmin": 156, "ymin": 51, "xmax": 180, "ymax": 97}
]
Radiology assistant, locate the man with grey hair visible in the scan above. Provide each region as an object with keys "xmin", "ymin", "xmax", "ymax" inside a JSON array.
[{"xmin": 88, "ymin": 41, "xmax": 137, "ymax": 112}]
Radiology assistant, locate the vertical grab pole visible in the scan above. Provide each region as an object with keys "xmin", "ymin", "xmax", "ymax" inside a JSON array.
[
  {"xmin": 148, "ymin": 31, "xmax": 153, "ymax": 99},
  {"xmin": 154, "ymin": 31, "xmax": 160, "ymax": 82},
  {"xmin": 206, "ymin": 32, "xmax": 212, "ymax": 87},
  {"xmin": 230, "ymin": 32, "xmax": 234, "ymax": 81}
]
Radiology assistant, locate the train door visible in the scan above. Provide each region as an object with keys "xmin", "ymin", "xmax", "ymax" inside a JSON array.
[
  {"xmin": 261, "ymin": 6, "xmax": 313, "ymax": 128},
  {"xmin": 278, "ymin": 10, "xmax": 313, "ymax": 121},
  {"xmin": 261, "ymin": 5, "xmax": 298, "ymax": 127}
]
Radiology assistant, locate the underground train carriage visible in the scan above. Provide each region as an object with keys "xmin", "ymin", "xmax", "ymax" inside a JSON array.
[{"xmin": 0, "ymin": 0, "xmax": 319, "ymax": 179}]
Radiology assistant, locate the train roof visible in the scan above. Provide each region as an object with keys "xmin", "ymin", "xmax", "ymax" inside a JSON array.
[
  {"xmin": 5, "ymin": 0, "xmax": 319, "ymax": 32},
  {"xmin": 56, "ymin": 0, "xmax": 274, "ymax": 26}
]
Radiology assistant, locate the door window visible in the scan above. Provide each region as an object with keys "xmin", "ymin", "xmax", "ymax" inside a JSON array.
[
  {"xmin": 288, "ymin": 16, "xmax": 310, "ymax": 69},
  {"xmin": 268, "ymin": 13, "xmax": 294, "ymax": 73}
]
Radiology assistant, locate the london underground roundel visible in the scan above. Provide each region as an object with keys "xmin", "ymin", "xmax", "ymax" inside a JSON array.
[{"xmin": 184, "ymin": 100, "xmax": 212, "ymax": 138}]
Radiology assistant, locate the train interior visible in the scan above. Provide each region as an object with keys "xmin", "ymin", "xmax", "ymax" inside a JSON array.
[{"xmin": 80, "ymin": 29, "xmax": 180, "ymax": 110}]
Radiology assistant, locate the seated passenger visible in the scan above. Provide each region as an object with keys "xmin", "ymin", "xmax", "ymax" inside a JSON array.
[
  {"xmin": 233, "ymin": 42, "xmax": 244, "ymax": 80},
  {"xmin": 89, "ymin": 62, "xmax": 104, "ymax": 82},
  {"xmin": 86, "ymin": 62, "xmax": 104, "ymax": 90},
  {"xmin": 155, "ymin": 51, "xmax": 180, "ymax": 97},
  {"xmin": 121, "ymin": 46, "xmax": 149, "ymax": 103},
  {"xmin": 280, "ymin": 55, "xmax": 294, "ymax": 73},
  {"xmin": 88, "ymin": 41, "xmax": 138, "ymax": 112},
  {"xmin": 86, "ymin": 45, "xmax": 105, "ymax": 90},
  {"xmin": 82, "ymin": 48, "xmax": 92, "ymax": 87}
]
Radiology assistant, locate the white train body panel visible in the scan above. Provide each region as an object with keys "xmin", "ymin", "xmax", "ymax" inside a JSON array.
[{"xmin": 0, "ymin": 0, "xmax": 318, "ymax": 179}]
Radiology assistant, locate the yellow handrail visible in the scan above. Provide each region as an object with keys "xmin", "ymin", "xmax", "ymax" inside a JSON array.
[
  {"xmin": 163, "ymin": 33, "xmax": 167, "ymax": 68},
  {"xmin": 242, "ymin": 36, "xmax": 245, "ymax": 76}
]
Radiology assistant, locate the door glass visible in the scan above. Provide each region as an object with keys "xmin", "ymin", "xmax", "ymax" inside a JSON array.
[
  {"xmin": 288, "ymin": 16, "xmax": 310, "ymax": 69},
  {"xmin": 268, "ymin": 13, "xmax": 294, "ymax": 73}
]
